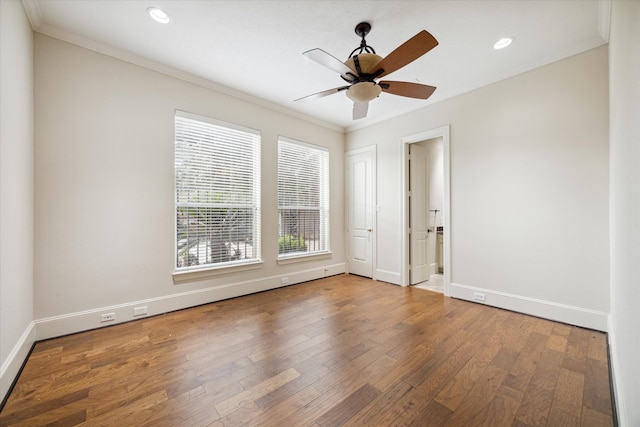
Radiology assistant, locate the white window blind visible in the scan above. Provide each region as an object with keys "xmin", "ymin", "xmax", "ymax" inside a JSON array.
[
  {"xmin": 175, "ymin": 111, "xmax": 261, "ymax": 270},
  {"xmin": 277, "ymin": 137, "xmax": 329, "ymax": 257}
]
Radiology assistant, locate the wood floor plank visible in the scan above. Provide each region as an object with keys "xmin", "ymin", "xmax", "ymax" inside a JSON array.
[
  {"xmin": 490, "ymin": 346, "xmax": 520, "ymax": 372},
  {"xmin": 587, "ymin": 330, "xmax": 608, "ymax": 362},
  {"xmin": 443, "ymin": 364, "xmax": 509, "ymax": 426},
  {"xmin": 314, "ymin": 383, "xmax": 380, "ymax": 427},
  {"xmin": 503, "ymin": 331, "xmax": 549, "ymax": 392},
  {"xmin": 434, "ymin": 326, "xmax": 505, "ymax": 411},
  {"xmin": 583, "ymin": 357, "xmax": 614, "ymax": 416},
  {"xmin": 214, "ymin": 367, "xmax": 300, "ymax": 417},
  {"xmin": 342, "ymin": 379, "xmax": 414, "ymax": 426},
  {"xmin": 533, "ymin": 318, "xmax": 556, "ymax": 335},
  {"xmin": 547, "ymin": 367, "xmax": 585, "ymax": 423},
  {"xmin": 408, "ymin": 399, "xmax": 453, "ymax": 427},
  {"xmin": 502, "ymin": 315, "xmax": 536, "ymax": 353},
  {"xmin": 80, "ymin": 389, "xmax": 170, "ymax": 426},
  {"xmin": 581, "ymin": 405, "xmax": 614, "ymax": 427},
  {"xmin": 372, "ymin": 344, "xmax": 430, "ymax": 392},
  {"xmin": 0, "ymin": 275, "xmax": 614, "ymax": 426},
  {"xmin": 478, "ymin": 384, "xmax": 524, "ymax": 427},
  {"xmin": 249, "ymin": 385, "xmax": 323, "ymax": 427},
  {"xmin": 403, "ymin": 328, "xmax": 470, "ymax": 388},
  {"xmin": 513, "ymin": 348, "xmax": 565, "ymax": 426},
  {"xmin": 563, "ymin": 325, "xmax": 590, "ymax": 374},
  {"xmin": 252, "ymin": 362, "xmax": 330, "ymax": 411},
  {"xmin": 135, "ymin": 385, "xmax": 220, "ymax": 427},
  {"xmin": 546, "ymin": 333, "xmax": 568, "ymax": 353},
  {"xmin": 371, "ymin": 327, "xmax": 488, "ymax": 426},
  {"xmin": 310, "ymin": 339, "xmax": 395, "ymax": 395},
  {"xmin": 0, "ymin": 389, "xmax": 89, "ymax": 425}
]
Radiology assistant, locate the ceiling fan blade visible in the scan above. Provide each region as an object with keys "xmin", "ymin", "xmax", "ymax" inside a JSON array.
[
  {"xmin": 372, "ymin": 30, "xmax": 438, "ymax": 79},
  {"xmin": 294, "ymin": 85, "xmax": 350, "ymax": 102},
  {"xmin": 379, "ymin": 81, "xmax": 436, "ymax": 99},
  {"xmin": 303, "ymin": 48, "xmax": 356, "ymax": 77},
  {"xmin": 352, "ymin": 101, "xmax": 369, "ymax": 120}
]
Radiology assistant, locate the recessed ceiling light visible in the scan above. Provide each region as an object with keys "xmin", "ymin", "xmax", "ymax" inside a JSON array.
[
  {"xmin": 147, "ymin": 7, "xmax": 170, "ymax": 24},
  {"xmin": 493, "ymin": 37, "xmax": 514, "ymax": 50}
]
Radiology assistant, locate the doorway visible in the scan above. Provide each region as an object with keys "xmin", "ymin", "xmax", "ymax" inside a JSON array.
[{"xmin": 401, "ymin": 126, "xmax": 451, "ymax": 295}]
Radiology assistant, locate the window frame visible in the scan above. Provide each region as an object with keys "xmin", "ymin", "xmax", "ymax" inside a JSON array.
[
  {"xmin": 276, "ymin": 136, "xmax": 330, "ymax": 262},
  {"xmin": 173, "ymin": 110, "xmax": 262, "ymax": 280}
]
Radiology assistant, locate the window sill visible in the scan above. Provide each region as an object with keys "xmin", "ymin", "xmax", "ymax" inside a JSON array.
[
  {"xmin": 173, "ymin": 260, "xmax": 264, "ymax": 284},
  {"xmin": 276, "ymin": 251, "xmax": 332, "ymax": 265}
]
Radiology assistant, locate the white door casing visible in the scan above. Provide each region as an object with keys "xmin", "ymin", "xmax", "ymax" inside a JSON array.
[
  {"xmin": 347, "ymin": 147, "xmax": 375, "ymax": 278},
  {"xmin": 401, "ymin": 126, "xmax": 451, "ymax": 295},
  {"xmin": 409, "ymin": 144, "xmax": 430, "ymax": 285}
]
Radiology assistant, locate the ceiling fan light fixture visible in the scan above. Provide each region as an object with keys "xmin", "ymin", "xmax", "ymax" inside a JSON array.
[
  {"xmin": 346, "ymin": 82, "xmax": 382, "ymax": 103},
  {"xmin": 147, "ymin": 7, "xmax": 171, "ymax": 24},
  {"xmin": 493, "ymin": 37, "xmax": 514, "ymax": 50}
]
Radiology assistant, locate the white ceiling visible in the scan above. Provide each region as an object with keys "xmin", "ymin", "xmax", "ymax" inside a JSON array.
[{"xmin": 23, "ymin": 0, "xmax": 609, "ymax": 131}]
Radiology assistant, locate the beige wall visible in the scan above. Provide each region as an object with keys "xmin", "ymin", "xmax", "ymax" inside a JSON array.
[
  {"xmin": 346, "ymin": 46, "xmax": 610, "ymax": 330},
  {"xmin": 0, "ymin": 0, "xmax": 35, "ymax": 402},
  {"xmin": 608, "ymin": 1, "xmax": 640, "ymax": 425},
  {"xmin": 33, "ymin": 34, "xmax": 345, "ymax": 336}
]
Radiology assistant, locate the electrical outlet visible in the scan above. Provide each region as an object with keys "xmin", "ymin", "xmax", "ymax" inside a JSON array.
[
  {"xmin": 100, "ymin": 312, "xmax": 116, "ymax": 322},
  {"xmin": 133, "ymin": 306, "xmax": 148, "ymax": 316},
  {"xmin": 281, "ymin": 277, "xmax": 289, "ymax": 284},
  {"xmin": 473, "ymin": 292, "xmax": 486, "ymax": 302}
]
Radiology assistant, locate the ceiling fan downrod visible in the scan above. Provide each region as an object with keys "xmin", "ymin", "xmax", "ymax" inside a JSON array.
[{"xmin": 348, "ymin": 22, "xmax": 376, "ymax": 57}]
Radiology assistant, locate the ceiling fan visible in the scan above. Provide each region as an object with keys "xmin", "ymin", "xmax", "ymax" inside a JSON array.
[{"xmin": 296, "ymin": 22, "xmax": 439, "ymax": 120}]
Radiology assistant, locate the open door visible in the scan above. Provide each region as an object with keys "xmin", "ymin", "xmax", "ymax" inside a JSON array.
[
  {"xmin": 402, "ymin": 125, "xmax": 450, "ymax": 293},
  {"xmin": 409, "ymin": 144, "xmax": 430, "ymax": 285},
  {"xmin": 347, "ymin": 147, "xmax": 375, "ymax": 278}
]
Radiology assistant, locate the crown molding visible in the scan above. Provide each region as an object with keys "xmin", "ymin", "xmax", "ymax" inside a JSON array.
[
  {"xmin": 598, "ymin": 0, "xmax": 611, "ymax": 43},
  {"xmin": 31, "ymin": 23, "xmax": 345, "ymax": 134},
  {"xmin": 21, "ymin": 0, "xmax": 43, "ymax": 29}
]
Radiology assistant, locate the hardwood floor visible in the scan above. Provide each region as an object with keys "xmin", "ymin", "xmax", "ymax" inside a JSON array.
[{"xmin": 0, "ymin": 274, "xmax": 614, "ymax": 426}]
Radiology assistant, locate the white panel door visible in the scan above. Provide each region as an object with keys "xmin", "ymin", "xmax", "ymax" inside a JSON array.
[
  {"xmin": 347, "ymin": 148, "xmax": 374, "ymax": 278},
  {"xmin": 409, "ymin": 144, "xmax": 430, "ymax": 284}
]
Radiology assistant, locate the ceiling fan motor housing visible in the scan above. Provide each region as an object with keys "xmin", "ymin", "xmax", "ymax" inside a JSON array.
[{"xmin": 342, "ymin": 53, "xmax": 383, "ymax": 81}]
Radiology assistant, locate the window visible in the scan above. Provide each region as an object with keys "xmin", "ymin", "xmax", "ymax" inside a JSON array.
[
  {"xmin": 277, "ymin": 137, "xmax": 329, "ymax": 258},
  {"xmin": 175, "ymin": 111, "xmax": 261, "ymax": 271}
]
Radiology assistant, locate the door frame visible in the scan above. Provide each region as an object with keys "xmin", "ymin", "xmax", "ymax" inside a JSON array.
[
  {"xmin": 345, "ymin": 145, "xmax": 377, "ymax": 279},
  {"xmin": 400, "ymin": 126, "xmax": 451, "ymax": 295}
]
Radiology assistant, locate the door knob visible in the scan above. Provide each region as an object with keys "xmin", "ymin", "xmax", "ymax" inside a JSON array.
[{"xmin": 367, "ymin": 228, "xmax": 372, "ymax": 232}]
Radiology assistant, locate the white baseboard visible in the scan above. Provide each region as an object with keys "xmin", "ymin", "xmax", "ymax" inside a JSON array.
[
  {"xmin": 375, "ymin": 269, "xmax": 401, "ymax": 285},
  {"xmin": 35, "ymin": 263, "xmax": 346, "ymax": 341},
  {"xmin": 450, "ymin": 282, "xmax": 608, "ymax": 332},
  {"xmin": 1, "ymin": 321, "xmax": 36, "ymax": 404},
  {"xmin": 430, "ymin": 263, "xmax": 437, "ymax": 275},
  {"xmin": 607, "ymin": 320, "xmax": 625, "ymax": 426}
]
